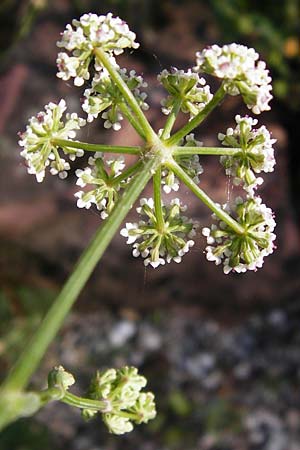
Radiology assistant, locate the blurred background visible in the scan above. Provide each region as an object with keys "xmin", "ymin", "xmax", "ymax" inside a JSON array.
[{"xmin": 0, "ymin": 0, "xmax": 300, "ymax": 449}]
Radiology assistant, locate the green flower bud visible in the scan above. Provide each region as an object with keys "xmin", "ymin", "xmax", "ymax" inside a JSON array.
[{"xmin": 47, "ymin": 365, "xmax": 75, "ymax": 399}]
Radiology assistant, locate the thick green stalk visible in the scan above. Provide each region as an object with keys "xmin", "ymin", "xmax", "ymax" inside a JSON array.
[
  {"xmin": 161, "ymin": 99, "xmax": 182, "ymax": 140},
  {"xmin": 168, "ymin": 160, "xmax": 245, "ymax": 235},
  {"xmin": 94, "ymin": 48, "xmax": 157, "ymax": 143},
  {"xmin": 0, "ymin": 157, "xmax": 158, "ymax": 398},
  {"xmin": 51, "ymin": 138, "xmax": 141, "ymax": 155},
  {"xmin": 165, "ymin": 85, "xmax": 226, "ymax": 146},
  {"xmin": 153, "ymin": 167, "xmax": 164, "ymax": 232},
  {"xmin": 173, "ymin": 146, "xmax": 241, "ymax": 156}
]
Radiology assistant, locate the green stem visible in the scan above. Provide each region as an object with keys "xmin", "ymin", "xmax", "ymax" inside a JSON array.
[
  {"xmin": 173, "ymin": 146, "xmax": 241, "ymax": 156},
  {"xmin": 62, "ymin": 392, "xmax": 108, "ymax": 411},
  {"xmin": 165, "ymin": 85, "xmax": 226, "ymax": 146},
  {"xmin": 112, "ymin": 160, "xmax": 142, "ymax": 185},
  {"xmin": 168, "ymin": 160, "xmax": 245, "ymax": 235},
  {"xmin": 161, "ymin": 99, "xmax": 182, "ymax": 140},
  {"xmin": 153, "ymin": 167, "xmax": 164, "ymax": 232},
  {"xmin": 119, "ymin": 103, "xmax": 146, "ymax": 140},
  {"xmin": 52, "ymin": 138, "xmax": 142, "ymax": 155},
  {"xmin": 94, "ymin": 48, "xmax": 156, "ymax": 143},
  {"xmin": 0, "ymin": 157, "xmax": 158, "ymax": 396}
]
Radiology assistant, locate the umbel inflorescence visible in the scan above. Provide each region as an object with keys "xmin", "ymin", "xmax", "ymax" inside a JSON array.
[
  {"xmin": 42, "ymin": 365, "xmax": 156, "ymax": 435},
  {"xmin": 19, "ymin": 12, "xmax": 276, "ymax": 274}
]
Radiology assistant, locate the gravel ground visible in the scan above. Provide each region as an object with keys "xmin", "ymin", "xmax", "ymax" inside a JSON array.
[{"xmin": 32, "ymin": 301, "xmax": 300, "ymax": 450}]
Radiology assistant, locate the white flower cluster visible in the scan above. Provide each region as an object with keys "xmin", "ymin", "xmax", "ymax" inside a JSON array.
[
  {"xmin": 121, "ymin": 198, "xmax": 197, "ymax": 268},
  {"xmin": 218, "ymin": 115, "xmax": 276, "ymax": 195},
  {"xmin": 57, "ymin": 13, "xmax": 139, "ymax": 86},
  {"xmin": 75, "ymin": 153, "xmax": 125, "ymax": 218},
  {"xmin": 158, "ymin": 68, "xmax": 212, "ymax": 117},
  {"xmin": 161, "ymin": 134, "xmax": 203, "ymax": 193},
  {"xmin": 195, "ymin": 43, "xmax": 272, "ymax": 114},
  {"xmin": 19, "ymin": 99, "xmax": 85, "ymax": 182},
  {"xmin": 202, "ymin": 196, "xmax": 276, "ymax": 274},
  {"xmin": 82, "ymin": 68, "xmax": 148, "ymax": 130}
]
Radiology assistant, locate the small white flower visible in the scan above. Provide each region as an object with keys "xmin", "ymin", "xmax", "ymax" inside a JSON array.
[
  {"xmin": 120, "ymin": 223, "xmax": 140, "ymax": 244},
  {"xmin": 106, "ymin": 157, "xmax": 125, "ymax": 175},
  {"xmin": 56, "ymin": 53, "xmax": 80, "ymax": 82},
  {"xmin": 121, "ymin": 198, "xmax": 198, "ymax": 268},
  {"xmin": 18, "ymin": 100, "xmax": 86, "ymax": 182},
  {"xmin": 74, "ymin": 191, "xmax": 94, "ymax": 209}
]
